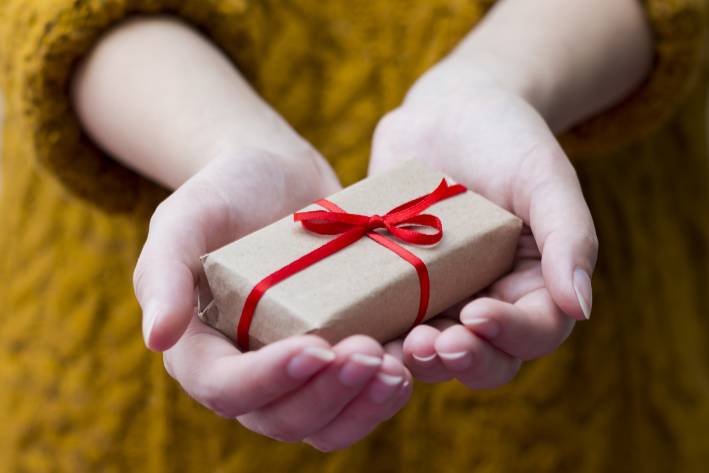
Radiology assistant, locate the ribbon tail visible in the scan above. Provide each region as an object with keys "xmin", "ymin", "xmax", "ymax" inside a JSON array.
[
  {"xmin": 237, "ymin": 226, "xmax": 367, "ymax": 350},
  {"xmin": 367, "ymin": 233, "xmax": 430, "ymax": 327}
]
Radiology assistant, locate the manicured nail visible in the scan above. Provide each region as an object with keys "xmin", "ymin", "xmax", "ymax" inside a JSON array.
[
  {"xmin": 287, "ymin": 347, "xmax": 336, "ymax": 379},
  {"xmin": 438, "ymin": 351, "xmax": 467, "ymax": 360},
  {"xmin": 412, "ymin": 352, "xmax": 437, "ymax": 363},
  {"xmin": 142, "ymin": 302, "xmax": 160, "ymax": 346},
  {"xmin": 351, "ymin": 353, "xmax": 383, "ymax": 367},
  {"xmin": 573, "ymin": 267, "xmax": 592, "ymax": 320},
  {"xmin": 338, "ymin": 354, "xmax": 382, "ymax": 386},
  {"xmin": 460, "ymin": 317, "xmax": 500, "ymax": 339},
  {"xmin": 368, "ymin": 373, "xmax": 404, "ymax": 404},
  {"xmin": 438, "ymin": 351, "xmax": 471, "ymax": 371}
]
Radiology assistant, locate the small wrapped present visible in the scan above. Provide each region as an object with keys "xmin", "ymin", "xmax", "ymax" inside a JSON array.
[{"xmin": 198, "ymin": 160, "xmax": 522, "ymax": 350}]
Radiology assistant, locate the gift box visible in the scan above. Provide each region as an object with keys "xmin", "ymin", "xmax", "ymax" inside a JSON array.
[{"xmin": 198, "ymin": 160, "xmax": 522, "ymax": 350}]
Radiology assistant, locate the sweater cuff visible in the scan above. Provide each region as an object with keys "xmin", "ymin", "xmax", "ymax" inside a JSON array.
[
  {"xmin": 560, "ymin": 0, "xmax": 706, "ymax": 157},
  {"xmin": 7, "ymin": 0, "xmax": 257, "ymax": 213}
]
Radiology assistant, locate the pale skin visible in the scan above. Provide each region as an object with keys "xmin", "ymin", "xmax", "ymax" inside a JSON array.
[{"xmin": 72, "ymin": 0, "xmax": 652, "ymax": 451}]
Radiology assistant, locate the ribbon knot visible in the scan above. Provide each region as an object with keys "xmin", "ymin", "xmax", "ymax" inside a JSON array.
[
  {"xmin": 236, "ymin": 178, "xmax": 468, "ymax": 350},
  {"xmin": 367, "ymin": 214, "xmax": 386, "ymax": 231},
  {"xmin": 293, "ymin": 178, "xmax": 465, "ymax": 246}
]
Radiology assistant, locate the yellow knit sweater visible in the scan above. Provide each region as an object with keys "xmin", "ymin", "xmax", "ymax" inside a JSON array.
[{"xmin": 1, "ymin": 1, "xmax": 708, "ymax": 472}]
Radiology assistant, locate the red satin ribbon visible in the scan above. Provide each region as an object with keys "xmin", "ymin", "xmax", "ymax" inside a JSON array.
[{"xmin": 236, "ymin": 178, "xmax": 467, "ymax": 350}]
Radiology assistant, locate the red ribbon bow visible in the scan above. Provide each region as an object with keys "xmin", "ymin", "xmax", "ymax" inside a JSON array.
[{"xmin": 236, "ymin": 178, "xmax": 467, "ymax": 350}]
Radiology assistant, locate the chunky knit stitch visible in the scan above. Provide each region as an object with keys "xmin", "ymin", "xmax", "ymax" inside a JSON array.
[{"xmin": 0, "ymin": 1, "xmax": 708, "ymax": 471}]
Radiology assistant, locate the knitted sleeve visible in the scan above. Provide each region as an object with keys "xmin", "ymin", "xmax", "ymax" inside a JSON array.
[
  {"xmin": 560, "ymin": 0, "xmax": 707, "ymax": 157},
  {"xmin": 0, "ymin": 0, "xmax": 703, "ymax": 212},
  {"xmin": 0, "ymin": 0, "xmax": 261, "ymax": 213}
]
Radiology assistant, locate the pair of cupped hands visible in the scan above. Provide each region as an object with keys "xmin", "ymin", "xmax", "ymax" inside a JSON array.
[{"xmin": 133, "ymin": 65, "xmax": 598, "ymax": 452}]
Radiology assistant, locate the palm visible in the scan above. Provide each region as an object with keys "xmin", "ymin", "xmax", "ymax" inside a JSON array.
[
  {"xmin": 370, "ymin": 85, "xmax": 592, "ymax": 387},
  {"xmin": 135, "ymin": 149, "xmax": 414, "ymax": 451}
]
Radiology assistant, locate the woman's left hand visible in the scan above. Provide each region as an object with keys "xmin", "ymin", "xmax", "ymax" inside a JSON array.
[{"xmin": 369, "ymin": 63, "xmax": 598, "ymax": 388}]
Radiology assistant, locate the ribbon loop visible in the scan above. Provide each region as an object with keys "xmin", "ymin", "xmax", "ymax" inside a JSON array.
[{"xmin": 293, "ymin": 179, "xmax": 466, "ymax": 246}]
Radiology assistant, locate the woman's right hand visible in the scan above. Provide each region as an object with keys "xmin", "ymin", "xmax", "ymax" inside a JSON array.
[{"xmin": 133, "ymin": 149, "xmax": 413, "ymax": 451}]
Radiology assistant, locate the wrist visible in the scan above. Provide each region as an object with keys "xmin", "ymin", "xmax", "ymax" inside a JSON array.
[
  {"xmin": 402, "ymin": 42, "xmax": 568, "ymax": 135},
  {"xmin": 408, "ymin": 48, "xmax": 564, "ymax": 132},
  {"xmin": 421, "ymin": 0, "xmax": 653, "ymax": 134}
]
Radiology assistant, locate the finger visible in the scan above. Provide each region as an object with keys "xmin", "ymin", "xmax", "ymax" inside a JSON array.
[
  {"xmin": 512, "ymin": 148, "xmax": 598, "ymax": 320},
  {"xmin": 164, "ymin": 316, "xmax": 336, "ymax": 418},
  {"xmin": 134, "ymin": 161, "xmax": 237, "ymax": 351},
  {"xmin": 516, "ymin": 227, "xmax": 542, "ymax": 260},
  {"xmin": 135, "ymin": 150, "xmax": 337, "ymax": 351},
  {"xmin": 427, "ymin": 316, "xmax": 461, "ymax": 332},
  {"xmin": 460, "ymin": 292, "xmax": 574, "ymax": 361},
  {"xmin": 368, "ymin": 110, "xmax": 413, "ymax": 176},
  {"xmin": 401, "ymin": 323, "xmax": 453, "ymax": 383},
  {"xmin": 384, "ymin": 315, "xmax": 462, "ymax": 363},
  {"xmin": 434, "ymin": 324, "xmax": 521, "ymax": 389},
  {"xmin": 384, "ymin": 338, "xmax": 405, "ymax": 363},
  {"xmin": 239, "ymin": 336, "xmax": 385, "ymax": 442},
  {"xmin": 303, "ymin": 354, "xmax": 412, "ymax": 452},
  {"xmin": 486, "ymin": 258, "xmax": 544, "ymax": 304}
]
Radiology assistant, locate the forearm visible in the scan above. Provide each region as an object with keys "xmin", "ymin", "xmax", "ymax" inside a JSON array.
[
  {"xmin": 72, "ymin": 16, "xmax": 318, "ymax": 190},
  {"xmin": 420, "ymin": 0, "xmax": 653, "ymax": 133}
]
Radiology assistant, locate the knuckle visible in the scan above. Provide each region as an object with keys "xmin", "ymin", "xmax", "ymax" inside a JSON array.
[
  {"xmin": 131, "ymin": 262, "xmax": 163, "ymax": 304},
  {"xmin": 248, "ymin": 371, "xmax": 288, "ymax": 403},
  {"xmin": 131, "ymin": 261, "xmax": 147, "ymax": 300},
  {"xmin": 148, "ymin": 199, "xmax": 171, "ymax": 233},
  {"xmin": 483, "ymin": 359, "xmax": 522, "ymax": 389},
  {"xmin": 553, "ymin": 318, "xmax": 576, "ymax": 348},
  {"xmin": 305, "ymin": 437, "xmax": 345, "ymax": 453},
  {"xmin": 162, "ymin": 354, "xmax": 176, "ymax": 379},
  {"xmin": 571, "ymin": 225, "xmax": 598, "ymax": 253},
  {"xmin": 530, "ymin": 339, "xmax": 557, "ymax": 359},
  {"xmin": 547, "ymin": 313, "xmax": 576, "ymax": 349},
  {"xmin": 519, "ymin": 318, "xmax": 573, "ymax": 361},
  {"xmin": 237, "ymin": 414, "xmax": 301, "ymax": 443},
  {"xmin": 585, "ymin": 230, "xmax": 600, "ymax": 258},
  {"xmin": 462, "ymin": 357, "xmax": 522, "ymax": 389},
  {"xmin": 259, "ymin": 415, "xmax": 308, "ymax": 443},
  {"xmin": 540, "ymin": 146, "xmax": 573, "ymax": 172},
  {"xmin": 517, "ymin": 342, "xmax": 555, "ymax": 361},
  {"xmin": 192, "ymin": 373, "xmax": 239, "ymax": 418},
  {"xmin": 373, "ymin": 110, "xmax": 402, "ymax": 141},
  {"xmin": 497, "ymin": 359, "xmax": 522, "ymax": 387},
  {"xmin": 133, "ymin": 203, "xmax": 172, "ymax": 297},
  {"xmin": 340, "ymin": 335, "xmax": 385, "ymax": 356},
  {"xmin": 372, "ymin": 110, "xmax": 418, "ymax": 152},
  {"xmin": 365, "ymin": 400, "xmax": 403, "ymax": 425}
]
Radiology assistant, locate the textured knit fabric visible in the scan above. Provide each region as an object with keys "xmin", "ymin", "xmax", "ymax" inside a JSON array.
[{"xmin": 1, "ymin": 1, "xmax": 708, "ymax": 472}]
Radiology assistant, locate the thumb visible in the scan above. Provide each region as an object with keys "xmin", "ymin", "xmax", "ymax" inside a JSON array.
[
  {"xmin": 133, "ymin": 191, "xmax": 214, "ymax": 351},
  {"xmin": 516, "ymin": 150, "xmax": 598, "ymax": 321},
  {"xmin": 134, "ymin": 149, "xmax": 342, "ymax": 351}
]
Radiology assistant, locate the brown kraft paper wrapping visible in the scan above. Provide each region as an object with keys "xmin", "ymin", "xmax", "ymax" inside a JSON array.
[{"xmin": 199, "ymin": 160, "xmax": 523, "ymax": 350}]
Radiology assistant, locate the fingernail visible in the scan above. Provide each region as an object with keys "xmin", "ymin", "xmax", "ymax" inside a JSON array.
[
  {"xmin": 338, "ymin": 354, "xmax": 382, "ymax": 386},
  {"xmin": 351, "ymin": 353, "xmax": 383, "ymax": 367},
  {"xmin": 368, "ymin": 373, "xmax": 404, "ymax": 404},
  {"xmin": 573, "ymin": 268, "xmax": 592, "ymax": 320},
  {"xmin": 438, "ymin": 351, "xmax": 467, "ymax": 360},
  {"xmin": 142, "ymin": 302, "xmax": 160, "ymax": 347},
  {"xmin": 438, "ymin": 351, "xmax": 471, "ymax": 371},
  {"xmin": 412, "ymin": 352, "xmax": 437, "ymax": 363},
  {"xmin": 287, "ymin": 347, "xmax": 336, "ymax": 379},
  {"xmin": 460, "ymin": 317, "xmax": 500, "ymax": 339}
]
